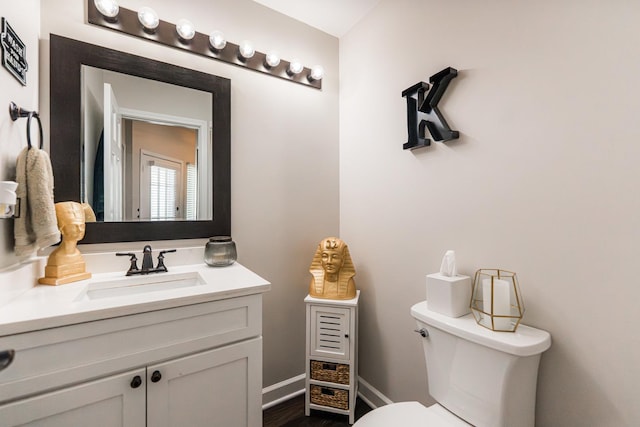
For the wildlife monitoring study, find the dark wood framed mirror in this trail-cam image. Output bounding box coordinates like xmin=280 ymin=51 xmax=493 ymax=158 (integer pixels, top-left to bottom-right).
xmin=50 ymin=34 xmax=230 ymax=244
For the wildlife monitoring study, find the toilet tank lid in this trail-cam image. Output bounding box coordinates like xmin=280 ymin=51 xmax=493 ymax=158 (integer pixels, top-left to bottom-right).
xmin=411 ymin=301 xmax=551 ymax=357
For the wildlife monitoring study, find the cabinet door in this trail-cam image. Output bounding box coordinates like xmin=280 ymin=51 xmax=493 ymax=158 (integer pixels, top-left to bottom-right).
xmin=147 ymin=337 xmax=262 ymax=427
xmin=0 ymin=368 xmax=145 ymax=427
xmin=310 ymin=306 xmax=350 ymax=360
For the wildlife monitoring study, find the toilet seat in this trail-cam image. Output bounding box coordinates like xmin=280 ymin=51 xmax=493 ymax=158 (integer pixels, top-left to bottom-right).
xmin=354 ymin=402 xmax=471 ymax=427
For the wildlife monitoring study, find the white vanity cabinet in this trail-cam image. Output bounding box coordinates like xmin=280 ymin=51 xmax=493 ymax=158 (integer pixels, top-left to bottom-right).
xmin=0 ymin=367 xmax=147 ymax=426
xmin=0 ymin=292 xmax=265 ymax=427
xmin=147 ymin=338 xmax=261 ymax=427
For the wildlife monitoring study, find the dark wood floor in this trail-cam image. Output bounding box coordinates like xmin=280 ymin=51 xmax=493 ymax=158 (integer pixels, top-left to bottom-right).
xmin=263 ymin=394 xmax=372 ymax=426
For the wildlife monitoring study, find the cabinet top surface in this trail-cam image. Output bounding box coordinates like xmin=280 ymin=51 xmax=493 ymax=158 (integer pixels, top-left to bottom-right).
xmin=0 ymin=262 xmax=270 ymax=336
xmin=304 ymin=290 xmax=360 ymax=306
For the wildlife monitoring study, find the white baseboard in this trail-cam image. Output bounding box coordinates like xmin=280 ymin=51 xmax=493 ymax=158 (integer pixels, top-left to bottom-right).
xmin=262 ymin=373 xmax=306 ymax=410
xmin=262 ymin=374 xmax=394 ymax=412
xmin=357 ymin=377 xmax=393 ymax=409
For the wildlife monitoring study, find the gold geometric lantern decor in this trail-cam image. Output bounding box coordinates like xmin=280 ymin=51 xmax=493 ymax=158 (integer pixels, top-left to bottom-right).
xmin=470 ymin=269 xmax=525 ymax=332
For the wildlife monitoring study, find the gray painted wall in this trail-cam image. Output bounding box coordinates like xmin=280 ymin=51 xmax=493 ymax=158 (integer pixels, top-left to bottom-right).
xmin=340 ymin=0 xmax=640 ymax=425
xmin=2 ymin=0 xmax=340 ymax=392
xmin=3 ymin=1 xmax=638 ymax=425
xmin=0 ymin=1 xmax=40 ymax=269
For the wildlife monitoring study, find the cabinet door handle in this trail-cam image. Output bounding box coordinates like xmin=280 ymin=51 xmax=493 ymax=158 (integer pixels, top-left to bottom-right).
xmin=151 ymin=370 xmax=162 ymax=383
xmin=0 ymin=350 xmax=15 ymax=372
xmin=130 ymin=375 xmax=142 ymax=389
xmin=344 ymin=334 xmax=349 ymax=339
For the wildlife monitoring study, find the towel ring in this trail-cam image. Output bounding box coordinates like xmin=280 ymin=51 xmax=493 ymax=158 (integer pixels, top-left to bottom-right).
xmin=9 ymin=102 xmax=44 ymax=150
xmin=26 ymin=112 xmax=43 ymax=150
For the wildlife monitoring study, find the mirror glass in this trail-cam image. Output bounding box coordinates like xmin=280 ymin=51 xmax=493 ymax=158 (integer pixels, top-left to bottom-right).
xmin=50 ymin=35 xmax=230 ymax=244
xmin=81 ymin=66 xmax=212 ymax=222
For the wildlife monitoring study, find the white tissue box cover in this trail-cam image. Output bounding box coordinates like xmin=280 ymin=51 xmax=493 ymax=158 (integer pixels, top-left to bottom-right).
xmin=426 ymin=273 xmax=471 ymax=318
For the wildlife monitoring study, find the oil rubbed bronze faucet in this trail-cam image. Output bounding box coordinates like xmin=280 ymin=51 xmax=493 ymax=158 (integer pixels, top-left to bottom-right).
xmin=116 ymin=245 xmax=176 ymax=276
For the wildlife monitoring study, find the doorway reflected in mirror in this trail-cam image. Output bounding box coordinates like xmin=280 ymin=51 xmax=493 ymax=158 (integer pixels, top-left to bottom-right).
xmin=81 ymin=65 xmax=212 ymax=222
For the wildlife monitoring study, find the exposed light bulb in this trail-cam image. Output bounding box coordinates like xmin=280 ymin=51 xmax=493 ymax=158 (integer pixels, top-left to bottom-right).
xmin=288 ymin=59 xmax=303 ymax=76
xmin=95 ymin=0 xmax=119 ymax=19
xmin=238 ymin=40 xmax=255 ymax=60
xmin=209 ymin=31 xmax=226 ymax=51
xmin=176 ymin=19 xmax=196 ymax=41
xmin=137 ymin=7 xmax=159 ymax=31
xmin=265 ymin=51 xmax=280 ymax=68
xmin=309 ymin=65 xmax=324 ymax=81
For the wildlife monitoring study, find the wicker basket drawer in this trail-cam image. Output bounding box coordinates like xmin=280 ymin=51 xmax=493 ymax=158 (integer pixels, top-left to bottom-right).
xmin=310 ymin=360 xmax=350 ymax=385
xmin=310 ymin=385 xmax=349 ymax=410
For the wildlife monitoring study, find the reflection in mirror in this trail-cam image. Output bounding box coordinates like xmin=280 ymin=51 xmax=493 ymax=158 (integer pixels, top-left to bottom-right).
xmin=50 ymin=34 xmax=230 ymax=244
xmin=81 ymin=66 xmax=212 ymax=222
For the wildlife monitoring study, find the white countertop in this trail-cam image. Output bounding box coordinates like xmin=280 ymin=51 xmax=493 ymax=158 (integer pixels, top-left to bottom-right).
xmin=0 ymin=262 xmax=270 ymax=336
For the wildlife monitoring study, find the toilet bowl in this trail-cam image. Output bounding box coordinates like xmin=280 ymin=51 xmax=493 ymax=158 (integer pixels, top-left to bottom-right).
xmin=354 ymin=301 xmax=551 ymax=427
xmin=355 ymin=402 xmax=470 ymax=427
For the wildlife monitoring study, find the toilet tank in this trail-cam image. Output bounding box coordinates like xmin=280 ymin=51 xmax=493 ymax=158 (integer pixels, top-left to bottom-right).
xmin=411 ymin=301 xmax=551 ymax=427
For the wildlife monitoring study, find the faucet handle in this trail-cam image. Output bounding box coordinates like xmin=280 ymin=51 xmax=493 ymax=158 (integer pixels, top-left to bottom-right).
xmin=116 ymin=252 xmax=137 ymax=261
xmin=116 ymin=252 xmax=139 ymax=275
xmin=156 ymin=249 xmax=176 ymax=272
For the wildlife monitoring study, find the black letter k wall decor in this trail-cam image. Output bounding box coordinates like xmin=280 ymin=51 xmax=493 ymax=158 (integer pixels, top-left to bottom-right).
xmin=402 ymin=67 xmax=459 ymax=150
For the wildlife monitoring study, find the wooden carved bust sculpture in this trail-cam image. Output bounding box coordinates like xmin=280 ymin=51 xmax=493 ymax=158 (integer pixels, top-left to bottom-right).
xmin=309 ymin=237 xmax=356 ymax=300
xmin=39 ymin=201 xmax=91 ymax=285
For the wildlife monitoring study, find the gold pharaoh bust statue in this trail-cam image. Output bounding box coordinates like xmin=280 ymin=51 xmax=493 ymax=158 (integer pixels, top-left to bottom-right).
xmin=309 ymin=237 xmax=356 ymax=300
xmin=39 ymin=201 xmax=91 ymax=285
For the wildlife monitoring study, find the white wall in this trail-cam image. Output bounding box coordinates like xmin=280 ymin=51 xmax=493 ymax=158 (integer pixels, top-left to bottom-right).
xmin=35 ymin=0 xmax=339 ymax=390
xmin=7 ymin=1 xmax=637 ymax=424
xmin=0 ymin=1 xmax=40 ymax=269
xmin=340 ymin=0 xmax=640 ymax=425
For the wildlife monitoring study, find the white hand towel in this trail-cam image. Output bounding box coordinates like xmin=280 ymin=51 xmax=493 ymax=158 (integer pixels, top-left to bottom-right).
xmin=14 ymin=147 xmax=61 ymax=257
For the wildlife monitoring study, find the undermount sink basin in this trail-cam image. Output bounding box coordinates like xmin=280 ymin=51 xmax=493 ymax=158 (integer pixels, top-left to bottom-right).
xmin=77 ymin=272 xmax=205 ymax=301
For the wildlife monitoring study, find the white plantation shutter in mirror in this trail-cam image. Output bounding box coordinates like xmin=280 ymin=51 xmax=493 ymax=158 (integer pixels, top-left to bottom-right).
xmin=186 ymin=163 xmax=197 ymax=221
xmin=150 ymin=164 xmax=177 ymax=220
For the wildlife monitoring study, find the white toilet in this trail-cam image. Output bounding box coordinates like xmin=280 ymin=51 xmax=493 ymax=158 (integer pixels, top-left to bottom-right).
xmin=354 ymin=301 xmax=551 ymax=427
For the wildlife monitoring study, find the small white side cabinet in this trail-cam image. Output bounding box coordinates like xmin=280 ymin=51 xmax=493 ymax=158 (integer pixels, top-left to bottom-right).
xmin=0 ymin=294 xmax=264 ymax=427
xmin=305 ymin=291 xmax=359 ymax=424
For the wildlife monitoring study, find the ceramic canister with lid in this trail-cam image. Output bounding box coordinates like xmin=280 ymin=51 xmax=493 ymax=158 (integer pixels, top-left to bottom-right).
xmin=204 ymin=236 xmax=237 ymax=266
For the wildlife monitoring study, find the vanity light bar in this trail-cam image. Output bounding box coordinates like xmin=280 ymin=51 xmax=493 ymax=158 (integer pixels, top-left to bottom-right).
xmin=87 ymin=0 xmax=322 ymax=90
